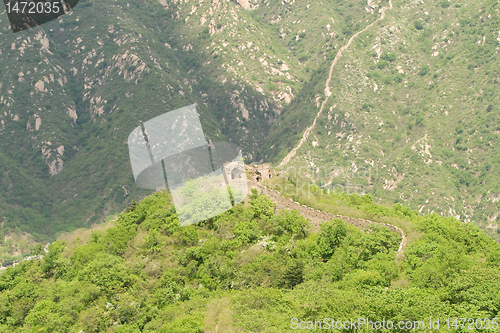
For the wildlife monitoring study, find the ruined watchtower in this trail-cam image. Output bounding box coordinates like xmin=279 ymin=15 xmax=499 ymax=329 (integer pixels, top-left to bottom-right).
xmin=252 ymin=164 xmax=273 ymax=183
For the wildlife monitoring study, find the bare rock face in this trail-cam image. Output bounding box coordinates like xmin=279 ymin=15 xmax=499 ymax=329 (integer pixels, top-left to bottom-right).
xmin=157 ymin=0 xmax=168 ymax=7
xmin=35 ymin=81 xmax=46 ymax=92
xmin=237 ymin=0 xmax=252 ymax=10
xmin=41 ymin=144 xmax=65 ymax=176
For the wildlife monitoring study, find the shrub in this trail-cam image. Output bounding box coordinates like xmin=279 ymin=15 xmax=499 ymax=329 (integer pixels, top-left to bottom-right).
xmin=77 ymin=254 xmax=134 ymax=295
xmin=362 ymin=103 xmax=374 ymax=111
xmin=251 ymin=196 xmax=276 ymax=220
xmin=419 ymin=65 xmax=429 ymax=76
xmin=272 ymin=210 xmax=308 ymax=238
xmin=377 ymin=60 xmax=388 ymax=69
xmin=281 ymin=260 xmax=304 ymax=289
xmin=317 ymin=219 xmax=347 ymax=260
xmin=298 ymin=56 xmax=309 ymax=63
xmin=233 ymin=221 xmax=261 ymax=244
xmin=440 ymin=1 xmax=450 ymax=8
xmin=415 ymin=115 xmax=425 ymax=126
xmin=267 ymin=83 xmax=278 ymax=91
xmin=381 ymin=52 xmax=397 ymax=62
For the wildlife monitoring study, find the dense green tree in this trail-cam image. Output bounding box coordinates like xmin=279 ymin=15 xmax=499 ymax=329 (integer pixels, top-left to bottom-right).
xmin=317 ymin=219 xmax=347 ymax=260
xmin=250 ymin=195 xmax=276 ymax=221
xmin=281 ymin=259 xmax=304 ymax=289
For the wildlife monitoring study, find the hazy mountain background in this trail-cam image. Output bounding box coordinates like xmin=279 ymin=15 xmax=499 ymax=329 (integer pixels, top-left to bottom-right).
xmin=0 ymin=0 xmax=499 ymax=260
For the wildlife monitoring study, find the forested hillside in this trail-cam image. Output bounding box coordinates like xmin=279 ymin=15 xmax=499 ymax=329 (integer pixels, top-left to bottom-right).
xmin=1 ymin=0 xmax=500 ymax=267
xmin=0 ymin=187 xmax=499 ymax=332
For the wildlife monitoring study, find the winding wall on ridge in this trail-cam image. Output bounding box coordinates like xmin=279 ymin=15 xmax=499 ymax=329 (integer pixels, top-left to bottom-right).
xmin=249 ymin=182 xmax=406 ymax=260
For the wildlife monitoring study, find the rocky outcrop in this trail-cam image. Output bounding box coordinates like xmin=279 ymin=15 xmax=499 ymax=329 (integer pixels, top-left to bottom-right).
xmin=236 ymin=0 xmax=252 ymax=10
xmin=41 ymin=144 xmax=65 ymax=176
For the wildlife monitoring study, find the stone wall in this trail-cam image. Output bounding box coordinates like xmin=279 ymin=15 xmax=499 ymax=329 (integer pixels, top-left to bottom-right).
xmin=249 ymin=182 xmax=406 ymax=258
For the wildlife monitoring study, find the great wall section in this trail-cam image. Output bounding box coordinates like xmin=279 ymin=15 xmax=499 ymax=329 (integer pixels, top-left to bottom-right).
xmin=245 ymin=167 xmax=406 ymax=261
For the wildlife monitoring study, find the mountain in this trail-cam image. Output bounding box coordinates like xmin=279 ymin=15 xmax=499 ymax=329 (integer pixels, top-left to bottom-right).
xmin=257 ymin=0 xmax=500 ymax=240
xmin=0 ymin=0 xmax=499 ymax=259
xmin=0 ymin=187 xmax=498 ymax=331
xmin=0 ymin=0 xmax=283 ymax=253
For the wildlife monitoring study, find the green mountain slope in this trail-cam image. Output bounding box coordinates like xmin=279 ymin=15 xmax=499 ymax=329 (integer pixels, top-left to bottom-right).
xmin=0 ymin=0 xmax=283 ymax=251
xmin=260 ymin=0 xmax=500 ymax=240
xmin=0 ymin=189 xmax=499 ymax=331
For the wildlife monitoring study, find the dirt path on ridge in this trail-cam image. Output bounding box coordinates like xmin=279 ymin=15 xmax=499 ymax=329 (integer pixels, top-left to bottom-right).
xmin=280 ymin=0 xmax=394 ymax=166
